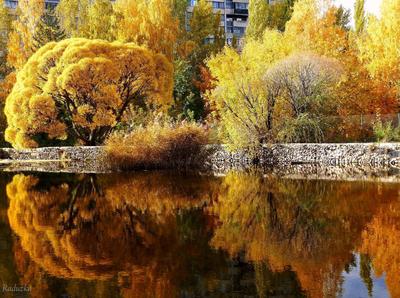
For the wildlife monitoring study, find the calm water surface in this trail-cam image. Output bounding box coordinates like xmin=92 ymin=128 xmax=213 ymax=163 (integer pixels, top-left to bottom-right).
xmin=0 ymin=171 xmax=398 ymax=298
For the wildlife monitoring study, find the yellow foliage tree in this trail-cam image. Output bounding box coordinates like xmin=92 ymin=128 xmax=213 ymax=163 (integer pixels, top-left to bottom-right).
xmin=4 ymin=38 xmax=173 ymax=148
xmin=0 ymin=0 xmax=45 ymax=105
xmin=85 ymin=0 xmax=115 ymax=41
xmin=207 ymin=29 xmax=291 ymax=149
xmin=6 ymin=0 xmax=45 ymax=71
xmin=358 ymin=0 xmax=400 ymax=88
xmin=0 ymin=3 xmax=12 ymax=81
xmin=285 ymin=0 xmax=348 ymax=59
xmin=56 ymin=0 xmax=90 ymax=38
xmin=113 ymin=0 xmax=179 ymax=61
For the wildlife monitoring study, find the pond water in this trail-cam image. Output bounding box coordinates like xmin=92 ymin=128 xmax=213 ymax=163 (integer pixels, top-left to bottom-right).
xmin=0 ymin=171 xmax=398 ymax=298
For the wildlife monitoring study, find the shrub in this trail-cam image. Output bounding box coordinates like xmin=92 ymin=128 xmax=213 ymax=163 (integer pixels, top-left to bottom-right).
xmin=373 ymin=119 xmax=400 ymax=142
xmin=276 ymin=113 xmax=325 ymax=143
xmin=105 ymin=122 xmax=209 ymax=170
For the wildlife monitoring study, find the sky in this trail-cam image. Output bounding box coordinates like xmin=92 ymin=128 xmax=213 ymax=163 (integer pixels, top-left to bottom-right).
xmin=334 ymin=0 xmax=382 ymax=20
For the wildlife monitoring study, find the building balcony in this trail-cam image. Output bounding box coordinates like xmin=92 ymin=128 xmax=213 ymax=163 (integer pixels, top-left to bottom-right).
xmin=234 ymin=9 xmax=248 ymax=15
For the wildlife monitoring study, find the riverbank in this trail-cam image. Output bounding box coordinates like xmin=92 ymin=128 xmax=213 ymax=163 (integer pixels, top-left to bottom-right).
xmin=1 ymin=143 xmax=400 ymax=178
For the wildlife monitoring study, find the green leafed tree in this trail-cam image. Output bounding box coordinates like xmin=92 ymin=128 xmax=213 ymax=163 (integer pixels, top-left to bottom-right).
xmin=189 ymin=0 xmax=225 ymax=65
xmin=56 ymin=0 xmax=90 ymax=37
xmin=335 ymin=5 xmax=351 ymax=31
xmin=33 ymin=8 xmax=66 ymax=51
xmin=355 ymin=0 xmax=365 ymax=34
xmin=0 ymin=3 xmax=12 ymax=80
xmin=85 ymin=0 xmax=115 ymax=41
xmin=247 ymin=0 xmax=296 ymax=40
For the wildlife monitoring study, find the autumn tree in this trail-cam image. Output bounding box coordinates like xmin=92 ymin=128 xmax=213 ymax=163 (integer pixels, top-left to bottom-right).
xmin=7 ymin=0 xmax=45 ymax=71
xmin=1 ymin=0 xmax=45 ymax=103
xmin=358 ymin=0 xmax=400 ymax=89
xmin=32 ymin=8 xmax=66 ymax=51
xmin=208 ymin=23 xmax=342 ymax=148
xmin=188 ymin=0 xmax=225 ymax=64
xmin=113 ymin=0 xmax=179 ymax=61
xmin=207 ymin=29 xmax=291 ymax=149
xmin=0 ymin=3 xmax=12 ymax=81
xmin=355 ymin=0 xmax=365 ymax=34
xmin=4 ymin=38 xmax=173 ymax=148
xmin=247 ymin=0 xmax=270 ymax=40
xmin=171 ymin=0 xmax=224 ymax=120
xmin=247 ymin=0 xmax=296 ymax=39
xmin=270 ymin=53 xmax=342 ymax=143
xmin=56 ymin=0 xmax=90 ymax=37
xmin=85 ymin=0 xmax=115 ymax=41
xmin=0 ymin=3 xmax=12 ymax=142
xmin=285 ymin=0 xmax=348 ymax=59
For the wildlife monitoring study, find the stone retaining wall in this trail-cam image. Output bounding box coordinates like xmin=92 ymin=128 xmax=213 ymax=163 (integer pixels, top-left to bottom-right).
xmin=206 ymin=143 xmax=400 ymax=172
xmin=1 ymin=143 xmax=400 ymax=173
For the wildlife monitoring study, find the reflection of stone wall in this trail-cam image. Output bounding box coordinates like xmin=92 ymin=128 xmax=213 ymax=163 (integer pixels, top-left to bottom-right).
xmin=1 ymin=143 xmax=400 ymax=175
xmin=0 ymin=146 xmax=109 ymax=173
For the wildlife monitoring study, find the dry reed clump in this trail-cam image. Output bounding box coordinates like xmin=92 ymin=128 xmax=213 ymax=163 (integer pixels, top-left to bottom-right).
xmin=105 ymin=122 xmax=209 ymax=170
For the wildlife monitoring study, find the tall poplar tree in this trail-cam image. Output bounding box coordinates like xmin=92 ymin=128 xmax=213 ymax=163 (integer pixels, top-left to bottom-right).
xmin=32 ymin=8 xmax=66 ymax=51
xmin=355 ymin=0 xmax=365 ymax=34
xmin=247 ymin=0 xmax=296 ymax=40
xmin=0 ymin=3 xmax=12 ymax=80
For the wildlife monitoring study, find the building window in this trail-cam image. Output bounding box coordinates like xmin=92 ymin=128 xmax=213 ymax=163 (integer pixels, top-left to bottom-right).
xmin=212 ymin=2 xmax=224 ymax=9
xmin=233 ymin=27 xmax=245 ymax=36
xmin=234 ymin=3 xmax=248 ymax=10
xmin=5 ymin=0 xmax=18 ymax=9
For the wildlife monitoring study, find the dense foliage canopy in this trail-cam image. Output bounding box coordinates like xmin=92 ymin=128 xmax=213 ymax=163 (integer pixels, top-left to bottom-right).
xmin=4 ymin=38 xmax=173 ymax=148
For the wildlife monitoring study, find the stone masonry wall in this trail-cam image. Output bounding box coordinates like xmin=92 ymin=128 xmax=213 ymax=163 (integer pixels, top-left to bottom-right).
xmin=1 ymin=143 xmax=400 ymax=173
xmin=206 ymin=143 xmax=400 ymax=171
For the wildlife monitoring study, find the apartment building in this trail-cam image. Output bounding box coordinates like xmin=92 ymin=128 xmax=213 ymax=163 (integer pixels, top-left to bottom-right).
xmin=187 ymin=0 xmax=249 ymax=45
xmin=4 ymin=0 xmax=59 ymax=10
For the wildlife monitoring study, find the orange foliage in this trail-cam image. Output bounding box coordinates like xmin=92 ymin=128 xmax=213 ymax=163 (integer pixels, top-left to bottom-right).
xmin=208 ymin=172 xmax=399 ymax=298
xmin=7 ymin=172 xmax=220 ymax=297
xmin=360 ymin=200 xmax=400 ymax=298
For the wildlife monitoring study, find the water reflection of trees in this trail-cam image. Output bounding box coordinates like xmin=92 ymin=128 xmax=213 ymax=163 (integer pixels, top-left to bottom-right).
xmin=360 ymin=198 xmax=400 ymax=297
xmin=7 ymin=172 xmax=227 ymax=297
xmin=6 ymin=171 xmax=400 ymax=298
xmin=209 ymin=172 xmax=400 ymax=298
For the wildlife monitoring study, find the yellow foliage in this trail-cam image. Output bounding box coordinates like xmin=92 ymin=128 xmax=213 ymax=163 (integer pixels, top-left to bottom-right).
xmin=6 ymin=0 xmax=45 ymax=71
xmin=113 ymin=0 xmax=179 ymax=61
xmin=358 ymin=0 xmax=400 ymax=86
xmin=106 ymin=121 xmax=209 ymax=170
xmin=4 ymin=38 xmax=173 ymax=148
xmin=7 ymin=172 xmax=218 ymax=296
xmin=56 ymin=0 xmax=90 ymax=37
xmin=207 ymin=29 xmax=292 ymax=149
xmin=285 ymin=0 xmax=348 ymax=59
